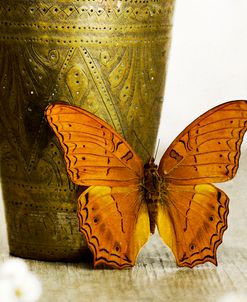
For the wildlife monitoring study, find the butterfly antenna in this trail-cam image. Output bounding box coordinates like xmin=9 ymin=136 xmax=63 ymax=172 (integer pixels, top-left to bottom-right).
xmin=154 ymin=139 xmax=160 ymax=162
xmin=133 ymin=130 xmax=152 ymax=159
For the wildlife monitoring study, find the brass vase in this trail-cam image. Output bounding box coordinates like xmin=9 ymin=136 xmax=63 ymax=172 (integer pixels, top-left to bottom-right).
xmin=0 ymin=0 xmax=175 ymax=260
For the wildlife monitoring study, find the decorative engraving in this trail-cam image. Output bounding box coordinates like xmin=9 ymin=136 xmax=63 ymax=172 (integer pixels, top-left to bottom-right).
xmin=0 ymin=0 xmax=173 ymax=45
xmin=0 ymin=0 xmax=175 ymax=260
xmin=66 ymin=65 xmax=89 ymax=104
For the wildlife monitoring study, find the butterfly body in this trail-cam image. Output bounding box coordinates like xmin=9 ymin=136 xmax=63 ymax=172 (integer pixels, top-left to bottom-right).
xmin=143 ymin=158 xmax=164 ymax=234
xmin=46 ymin=100 xmax=247 ymax=269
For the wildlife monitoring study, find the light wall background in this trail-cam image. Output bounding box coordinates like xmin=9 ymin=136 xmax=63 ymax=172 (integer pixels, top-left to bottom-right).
xmin=157 ymin=0 xmax=247 ymax=160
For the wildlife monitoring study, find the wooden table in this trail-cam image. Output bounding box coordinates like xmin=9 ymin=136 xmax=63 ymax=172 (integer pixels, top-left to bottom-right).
xmin=1 ymin=152 xmax=247 ymax=302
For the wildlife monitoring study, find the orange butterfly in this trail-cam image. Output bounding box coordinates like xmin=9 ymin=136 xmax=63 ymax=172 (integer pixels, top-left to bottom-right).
xmin=45 ymin=100 xmax=247 ymax=269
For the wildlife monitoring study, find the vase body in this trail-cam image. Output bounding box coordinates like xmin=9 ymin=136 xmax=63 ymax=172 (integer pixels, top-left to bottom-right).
xmin=0 ymin=0 xmax=175 ymax=260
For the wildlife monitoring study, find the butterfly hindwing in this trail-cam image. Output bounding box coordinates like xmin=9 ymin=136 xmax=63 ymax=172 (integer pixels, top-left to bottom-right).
xmin=157 ymin=183 xmax=229 ymax=267
xmin=45 ymin=104 xmax=144 ymax=187
xmin=77 ymin=185 xmax=150 ymax=268
xmin=159 ymin=101 xmax=247 ymax=184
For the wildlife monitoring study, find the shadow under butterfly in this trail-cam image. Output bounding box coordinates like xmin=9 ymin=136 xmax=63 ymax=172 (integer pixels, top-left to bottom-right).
xmin=45 ymin=100 xmax=247 ymax=269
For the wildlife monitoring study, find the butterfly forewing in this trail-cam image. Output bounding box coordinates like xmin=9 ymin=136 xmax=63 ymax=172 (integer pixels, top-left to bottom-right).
xmin=46 ymin=104 xmax=144 ymax=187
xmin=159 ymin=101 xmax=247 ymax=184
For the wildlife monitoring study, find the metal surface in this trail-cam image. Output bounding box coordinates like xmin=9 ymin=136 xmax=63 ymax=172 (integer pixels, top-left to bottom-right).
xmin=0 ymin=0 xmax=175 ymax=260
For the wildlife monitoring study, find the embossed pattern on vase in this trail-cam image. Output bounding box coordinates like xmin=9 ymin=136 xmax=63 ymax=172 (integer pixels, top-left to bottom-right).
xmin=0 ymin=0 xmax=175 ymax=260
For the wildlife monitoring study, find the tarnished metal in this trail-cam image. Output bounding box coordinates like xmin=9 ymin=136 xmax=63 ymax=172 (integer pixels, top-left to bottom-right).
xmin=0 ymin=0 xmax=175 ymax=260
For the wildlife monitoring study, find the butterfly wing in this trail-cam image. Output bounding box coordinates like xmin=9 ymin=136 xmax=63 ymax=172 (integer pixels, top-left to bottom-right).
xmin=159 ymin=100 xmax=247 ymax=184
xmin=46 ymin=103 xmax=148 ymax=268
xmin=157 ymin=100 xmax=247 ymax=267
xmin=45 ymin=104 xmax=144 ymax=187
xmin=78 ymin=185 xmax=150 ymax=268
xmin=157 ymin=183 xmax=229 ymax=267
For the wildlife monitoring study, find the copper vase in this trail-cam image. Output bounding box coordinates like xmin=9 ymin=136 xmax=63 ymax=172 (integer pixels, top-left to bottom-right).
xmin=0 ymin=0 xmax=175 ymax=260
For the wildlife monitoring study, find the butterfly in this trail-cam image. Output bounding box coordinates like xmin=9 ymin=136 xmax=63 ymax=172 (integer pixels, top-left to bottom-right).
xmin=45 ymin=100 xmax=247 ymax=269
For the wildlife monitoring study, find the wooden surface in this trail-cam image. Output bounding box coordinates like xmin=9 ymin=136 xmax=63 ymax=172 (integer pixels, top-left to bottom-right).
xmin=1 ymin=152 xmax=247 ymax=302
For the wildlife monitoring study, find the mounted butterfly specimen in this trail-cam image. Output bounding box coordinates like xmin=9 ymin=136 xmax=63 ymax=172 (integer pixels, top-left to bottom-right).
xmin=45 ymin=100 xmax=247 ymax=269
